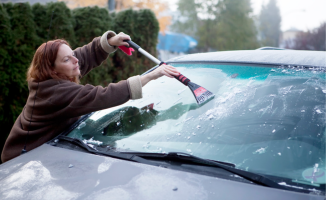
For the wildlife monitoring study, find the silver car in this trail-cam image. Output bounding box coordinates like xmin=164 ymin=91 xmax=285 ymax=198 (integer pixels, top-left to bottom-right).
xmin=0 ymin=49 xmax=325 ymax=200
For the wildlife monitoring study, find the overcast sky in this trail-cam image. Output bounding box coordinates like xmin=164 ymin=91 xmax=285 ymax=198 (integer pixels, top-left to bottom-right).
xmin=168 ymin=0 xmax=326 ymax=32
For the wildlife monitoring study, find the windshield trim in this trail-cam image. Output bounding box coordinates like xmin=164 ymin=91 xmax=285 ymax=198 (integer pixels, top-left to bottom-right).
xmin=167 ymin=61 xmax=325 ymax=69
xmin=142 ymin=61 xmax=325 ymax=76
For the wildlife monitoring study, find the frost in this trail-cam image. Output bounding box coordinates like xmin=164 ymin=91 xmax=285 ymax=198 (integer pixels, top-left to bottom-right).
xmin=272 ymin=129 xmax=276 ymax=133
xmin=196 ymin=125 xmax=201 ymax=129
xmin=316 ymin=109 xmax=322 ymax=114
xmin=177 ymin=87 xmax=187 ymax=95
xmin=278 ymin=153 xmax=281 ymax=156
xmin=185 ymin=117 xmax=193 ymax=122
xmin=278 ymin=182 xmax=304 ymax=189
xmin=279 ymin=86 xmax=292 ymax=95
xmin=322 ymin=90 xmax=326 ymax=93
xmin=83 ymin=137 xmax=103 ymax=146
xmin=253 ymin=147 xmax=267 ymax=154
xmin=173 ymin=97 xmax=182 ymax=104
xmin=77 ymin=122 xmax=86 ymax=129
xmin=301 ymin=110 xmax=305 ymax=112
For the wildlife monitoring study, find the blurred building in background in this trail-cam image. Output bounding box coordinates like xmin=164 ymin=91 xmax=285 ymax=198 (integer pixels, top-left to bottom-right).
xmin=1 ymin=0 xmax=55 ymax=4
xmin=279 ymin=28 xmax=302 ymax=48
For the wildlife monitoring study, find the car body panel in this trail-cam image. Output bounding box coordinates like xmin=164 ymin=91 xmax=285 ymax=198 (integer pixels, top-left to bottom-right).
xmin=166 ymin=50 xmax=326 ymax=67
xmin=0 ymin=144 xmax=323 ymax=200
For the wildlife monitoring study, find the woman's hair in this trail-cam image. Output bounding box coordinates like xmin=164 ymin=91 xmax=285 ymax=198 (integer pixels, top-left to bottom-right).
xmin=27 ymin=39 xmax=80 ymax=84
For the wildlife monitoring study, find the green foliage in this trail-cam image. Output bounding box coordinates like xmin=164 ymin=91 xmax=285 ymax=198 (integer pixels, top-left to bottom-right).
xmin=1 ymin=2 xmax=38 ymax=120
xmin=73 ymin=6 xmax=113 ymax=86
xmin=171 ymin=0 xmax=259 ymax=51
xmin=259 ymin=0 xmax=281 ymax=47
xmin=111 ymin=9 xmax=159 ymax=81
xmin=214 ymin=0 xmax=259 ymax=50
xmin=32 ymin=3 xmax=48 ymax=46
xmin=170 ymin=0 xmax=198 ymax=38
xmin=73 ymin=6 xmax=111 ymax=47
xmin=33 ymin=2 xmax=76 ymax=46
xmin=0 ymin=4 xmax=13 ymax=151
xmin=0 ymin=3 xmax=39 ymax=160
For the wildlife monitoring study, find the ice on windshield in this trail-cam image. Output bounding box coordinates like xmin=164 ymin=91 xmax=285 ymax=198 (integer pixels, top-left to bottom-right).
xmin=67 ymin=64 xmax=326 ymax=190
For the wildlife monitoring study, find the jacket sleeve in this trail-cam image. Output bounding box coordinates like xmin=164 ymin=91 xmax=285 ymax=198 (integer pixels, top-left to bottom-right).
xmin=50 ymin=80 xmax=131 ymax=118
xmin=74 ymin=31 xmax=118 ymax=77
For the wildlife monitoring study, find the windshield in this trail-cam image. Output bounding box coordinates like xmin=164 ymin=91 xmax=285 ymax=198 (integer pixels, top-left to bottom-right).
xmin=67 ymin=63 xmax=326 ymax=191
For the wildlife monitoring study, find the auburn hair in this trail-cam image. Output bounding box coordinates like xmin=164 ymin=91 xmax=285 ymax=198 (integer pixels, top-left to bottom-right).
xmin=27 ymin=39 xmax=80 ymax=84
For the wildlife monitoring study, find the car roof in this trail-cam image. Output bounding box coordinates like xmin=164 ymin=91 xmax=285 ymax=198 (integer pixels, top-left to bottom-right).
xmin=166 ymin=50 xmax=326 ymax=68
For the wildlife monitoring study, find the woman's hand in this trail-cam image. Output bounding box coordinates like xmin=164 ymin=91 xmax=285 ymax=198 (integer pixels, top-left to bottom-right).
xmin=108 ymin=32 xmax=131 ymax=47
xmin=141 ymin=64 xmax=180 ymax=87
xmin=149 ymin=64 xmax=179 ymax=80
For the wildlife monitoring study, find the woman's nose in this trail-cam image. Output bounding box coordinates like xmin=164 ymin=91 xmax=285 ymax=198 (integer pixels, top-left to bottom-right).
xmin=73 ymin=56 xmax=79 ymax=63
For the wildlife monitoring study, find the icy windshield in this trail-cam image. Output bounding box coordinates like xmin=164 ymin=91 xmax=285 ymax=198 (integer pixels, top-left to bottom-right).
xmin=68 ymin=63 xmax=326 ymax=190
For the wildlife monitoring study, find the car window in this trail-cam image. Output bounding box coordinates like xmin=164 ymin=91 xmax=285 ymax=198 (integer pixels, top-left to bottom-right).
xmin=67 ymin=63 xmax=326 ymax=190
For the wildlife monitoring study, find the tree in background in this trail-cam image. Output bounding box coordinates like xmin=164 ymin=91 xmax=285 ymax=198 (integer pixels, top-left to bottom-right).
xmin=73 ymin=6 xmax=115 ymax=86
xmin=0 ymin=3 xmax=39 ymax=157
xmin=32 ymin=2 xmax=76 ymax=46
xmin=111 ymin=8 xmax=159 ymax=81
xmin=32 ymin=3 xmax=48 ymax=46
xmin=0 ymin=4 xmax=14 ymax=159
xmin=258 ymin=0 xmax=281 ymax=47
xmin=288 ymin=22 xmax=326 ymax=51
xmin=171 ymin=0 xmax=258 ymax=51
xmin=46 ymin=2 xmax=76 ymax=46
xmin=171 ymin=0 xmax=199 ymax=38
xmin=73 ymin=6 xmax=111 ymax=46
xmin=214 ymin=0 xmax=259 ymax=50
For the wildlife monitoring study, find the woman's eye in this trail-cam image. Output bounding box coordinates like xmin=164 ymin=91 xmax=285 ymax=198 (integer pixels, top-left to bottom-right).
xmin=64 ymin=58 xmax=69 ymax=62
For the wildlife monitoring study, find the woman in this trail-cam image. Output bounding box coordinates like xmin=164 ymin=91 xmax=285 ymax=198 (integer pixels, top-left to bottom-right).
xmin=1 ymin=30 xmax=179 ymax=162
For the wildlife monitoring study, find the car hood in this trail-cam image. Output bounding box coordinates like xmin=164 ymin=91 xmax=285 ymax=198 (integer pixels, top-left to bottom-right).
xmin=0 ymin=144 xmax=323 ymax=200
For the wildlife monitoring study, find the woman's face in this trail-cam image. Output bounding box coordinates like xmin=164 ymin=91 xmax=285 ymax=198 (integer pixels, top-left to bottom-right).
xmin=54 ymin=44 xmax=80 ymax=78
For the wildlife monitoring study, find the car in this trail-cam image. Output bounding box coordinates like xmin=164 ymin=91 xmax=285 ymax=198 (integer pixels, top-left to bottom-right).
xmin=0 ymin=49 xmax=325 ymax=200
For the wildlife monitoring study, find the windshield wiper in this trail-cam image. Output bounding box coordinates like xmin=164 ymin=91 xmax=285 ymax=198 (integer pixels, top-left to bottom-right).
xmin=119 ymin=151 xmax=302 ymax=192
xmin=121 ymin=151 xmax=235 ymax=167
xmin=54 ymin=136 xmax=159 ymax=166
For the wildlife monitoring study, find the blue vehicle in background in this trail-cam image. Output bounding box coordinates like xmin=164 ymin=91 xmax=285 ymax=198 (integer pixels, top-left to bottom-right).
xmin=0 ymin=49 xmax=325 ymax=200
xmin=157 ymin=31 xmax=198 ymax=53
